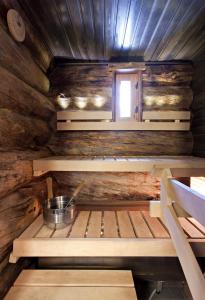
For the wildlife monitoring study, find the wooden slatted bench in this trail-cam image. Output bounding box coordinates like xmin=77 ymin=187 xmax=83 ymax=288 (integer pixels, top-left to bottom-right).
xmin=33 ymin=156 xmax=205 ymax=176
xmin=5 ymin=270 xmax=137 ymax=300
xmin=10 ymin=209 xmax=205 ymax=262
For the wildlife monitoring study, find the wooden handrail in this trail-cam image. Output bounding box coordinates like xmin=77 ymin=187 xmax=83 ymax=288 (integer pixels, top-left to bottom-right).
xmin=160 ymin=169 xmax=205 ymax=300
xmin=170 ymin=179 xmax=205 ymax=227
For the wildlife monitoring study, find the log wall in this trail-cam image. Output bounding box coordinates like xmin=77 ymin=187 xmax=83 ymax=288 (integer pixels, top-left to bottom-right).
xmin=0 ymin=6 xmax=54 ymax=298
xmin=49 ymin=63 xmax=193 ymax=204
xmin=192 ymin=62 xmax=205 ymax=157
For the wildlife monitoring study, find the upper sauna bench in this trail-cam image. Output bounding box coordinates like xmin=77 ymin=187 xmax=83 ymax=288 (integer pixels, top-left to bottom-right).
xmin=33 ymin=156 xmax=205 ymax=176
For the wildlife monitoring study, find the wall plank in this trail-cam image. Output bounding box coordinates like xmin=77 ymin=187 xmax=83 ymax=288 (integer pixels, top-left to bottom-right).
xmin=143 ymin=64 xmax=193 ymax=87
xmin=49 ymin=131 xmax=193 ymax=156
xmin=192 ymin=62 xmax=205 ymax=157
xmin=53 ymin=172 xmax=160 ymax=204
xmin=0 ymin=109 xmax=52 ymax=149
xmin=0 ymin=150 xmax=50 ymax=198
xmin=50 ymin=64 xmax=113 ymax=111
xmin=50 ymin=63 xmax=193 ymax=112
xmin=143 ymin=86 xmax=192 ymax=111
xmin=0 ymin=24 xmax=49 ymax=94
xmin=0 ymin=14 xmax=53 ymax=295
xmin=0 ymin=66 xmax=54 ymax=121
xmin=0 ymin=0 xmax=52 ymax=71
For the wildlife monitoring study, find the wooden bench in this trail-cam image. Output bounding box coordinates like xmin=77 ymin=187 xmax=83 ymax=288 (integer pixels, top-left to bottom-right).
xmin=5 ymin=269 xmax=137 ymax=300
xmin=10 ymin=209 xmax=205 ymax=262
xmin=33 ymin=155 xmax=205 ymax=176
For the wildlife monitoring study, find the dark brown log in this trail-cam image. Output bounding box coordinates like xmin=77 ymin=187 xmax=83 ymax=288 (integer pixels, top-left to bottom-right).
xmin=0 ymin=23 xmax=49 ymax=94
xmin=49 ymin=63 xmax=193 ymax=112
xmin=192 ymin=62 xmax=205 ymax=157
xmin=0 ymin=178 xmax=47 ymax=263
xmin=50 ymin=64 xmax=113 ymax=111
xmin=0 ymin=150 xmax=50 ymax=198
xmin=53 ymin=172 xmax=161 ymax=204
xmin=143 ymin=86 xmax=193 ymax=110
xmin=0 ymin=66 xmax=55 ymax=120
xmin=50 ymin=65 xmax=112 ymax=88
xmin=0 ymin=192 xmax=40 ymax=260
xmin=0 ymin=109 xmax=52 ymax=149
xmin=143 ymin=64 xmax=193 ymax=87
xmin=0 ymin=0 xmax=52 ymax=71
xmin=49 ymin=131 xmax=193 ymax=156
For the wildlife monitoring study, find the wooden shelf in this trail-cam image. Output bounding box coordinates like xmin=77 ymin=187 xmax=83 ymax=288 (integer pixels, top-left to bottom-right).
xmin=57 ymin=121 xmax=190 ymax=131
xmin=33 ymin=156 xmax=205 ymax=176
xmin=10 ymin=208 xmax=205 ymax=262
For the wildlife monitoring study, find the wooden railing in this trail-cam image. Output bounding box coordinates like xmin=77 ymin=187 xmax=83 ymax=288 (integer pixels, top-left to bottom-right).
xmin=159 ymin=169 xmax=205 ymax=300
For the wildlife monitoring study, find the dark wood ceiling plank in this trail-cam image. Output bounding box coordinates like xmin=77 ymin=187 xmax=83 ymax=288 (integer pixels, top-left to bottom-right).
xmin=104 ymin=0 xmax=118 ymax=59
xmin=91 ymin=0 xmax=105 ymax=59
xmin=66 ymin=0 xmax=91 ymax=59
xmin=120 ymin=0 xmax=143 ymax=53
xmin=137 ymin=0 xmax=167 ymax=57
xmin=18 ymin=0 xmax=205 ymax=62
xmin=174 ymin=20 xmax=205 ymax=60
xmin=112 ymin=0 xmax=132 ymax=56
xmin=21 ymin=0 xmax=71 ymax=57
xmin=144 ymin=0 xmax=181 ymax=61
xmin=171 ymin=4 xmax=205 ymax=60
xmin=158 ymin=0 xmax=205 ymax=60
xmin=52 ymin=0 xmax=80 ymax=58
xmin=129 ymin=0 xmax=154 ymax=57
xmin=78 ymin=0 xmax=97 ymax=59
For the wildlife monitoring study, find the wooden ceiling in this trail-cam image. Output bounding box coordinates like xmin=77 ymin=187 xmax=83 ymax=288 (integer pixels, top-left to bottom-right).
xmin=20 ymin=0 xmax=205 ymax=61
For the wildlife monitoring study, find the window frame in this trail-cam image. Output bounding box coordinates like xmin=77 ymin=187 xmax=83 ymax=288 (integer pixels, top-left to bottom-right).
xmin=115 ymin=71 xmax=142 ymax=122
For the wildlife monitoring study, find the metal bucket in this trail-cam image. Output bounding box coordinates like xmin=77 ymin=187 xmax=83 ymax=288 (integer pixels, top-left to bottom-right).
xmin=43 ymin=196 xmax=76 ymax=229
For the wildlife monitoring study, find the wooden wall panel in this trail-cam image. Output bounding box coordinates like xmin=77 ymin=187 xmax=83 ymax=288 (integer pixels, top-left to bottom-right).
xmin=0 ymin=0 xmax=52 ymax=71
xmin=0 ymin=12 xmax=53 ymax=297
xmin=143 ymin=86 xmax=192 ymax=111
xmin=50 ymin=65 xmax=113 ymax=111
xmin=0 ymin=150 xmax=50 ymax=199
xmin=50 ymin=63 xmax=193 ymax=113
xmin=192 ymin=62 xmax=205 ymax=156
xmin=0 ymin=66 xmax=54 ymax=120
xmin=0 ymin=109 xmax=52 ymax=149
xmin=49 ymin=131 xmax=193 ymax=156
xmin=0 ymin=23 xmax=49 ymax=94
xmin=52 ymin=172 xmax=160 ymax=204
xmin=143 ymin=65 xmax=193 ymax=87
xmin=143 ymin=64 xmax=193 ymax=111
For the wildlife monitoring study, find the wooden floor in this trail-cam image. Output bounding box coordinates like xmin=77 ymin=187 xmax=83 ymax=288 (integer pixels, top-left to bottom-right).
xmin=33 ymin=156 xmax=205 ymax=176
xmin=11 ymin=209 xmax=205 ymax=260
xmin=5 ymin=270 xmax=137 ymax=300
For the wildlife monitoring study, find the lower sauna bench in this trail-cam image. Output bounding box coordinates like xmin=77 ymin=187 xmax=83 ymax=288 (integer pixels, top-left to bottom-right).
xmin=5 ymin=269 xmax=138 ymax=300
xmin=11 ymin=209 xmax=205 ymax=259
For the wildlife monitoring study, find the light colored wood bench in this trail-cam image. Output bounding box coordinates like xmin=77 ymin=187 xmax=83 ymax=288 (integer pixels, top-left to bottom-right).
xmin=5 ymin=269 xmax=137 ymax=300
xmin=10 ymin=209 xmax=205 ymax=263
xmin=33 ymin=155 xmax=205 ymax=176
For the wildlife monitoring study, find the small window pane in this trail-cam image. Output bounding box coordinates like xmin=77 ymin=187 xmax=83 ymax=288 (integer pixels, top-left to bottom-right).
xmin=119 ymin=80 xmax=131 ymax=118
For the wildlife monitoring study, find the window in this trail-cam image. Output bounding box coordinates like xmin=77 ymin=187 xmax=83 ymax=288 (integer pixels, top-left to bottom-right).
xmin=115 ymin=73 xmax=140 ymax=121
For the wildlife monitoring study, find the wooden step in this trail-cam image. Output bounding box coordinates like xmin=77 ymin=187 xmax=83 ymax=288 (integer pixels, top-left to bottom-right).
xmin=5 ymin=270 xmax=137 ymax=300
